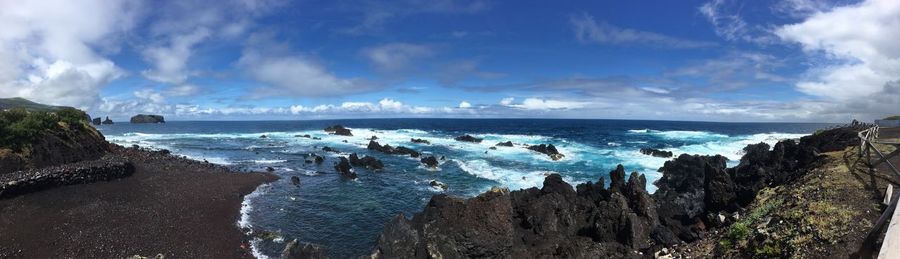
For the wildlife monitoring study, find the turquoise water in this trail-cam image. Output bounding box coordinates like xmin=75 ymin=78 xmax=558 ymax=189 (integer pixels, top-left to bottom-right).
xmin=97 ymin=119 xmax=832 ymax=258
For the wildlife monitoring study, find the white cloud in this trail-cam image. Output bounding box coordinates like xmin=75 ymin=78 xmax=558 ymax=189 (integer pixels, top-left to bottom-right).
xmin=166 ymin=84 xmax=201 ymax=96
xmin=506 ymin=98 xmax=588 ymax=110
xmin=363 ymin=43 xmax=434 ymax=72
xmin=699 ymin=0 xmax=775 ymax=44
xmin=500 ymin=97 xmax=514 ymax=105
xmin=240 ymin=48 xmax=376 ymax=98
xmin=571 ymin=13 xmax=714 ymax=48
xmin=458 ymin=101 xmax=472 ymax=108
xmin=141 ymin=28 xmax=211 ymax=84
xmin=776 ymin=0 xmax=900 ymax=101
xmin=0 ymin=0 xmax=139 ymax=109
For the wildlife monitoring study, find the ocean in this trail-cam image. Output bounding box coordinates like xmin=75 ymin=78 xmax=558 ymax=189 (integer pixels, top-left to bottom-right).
xmin=96 ymin=119 xmax=833 ymax=258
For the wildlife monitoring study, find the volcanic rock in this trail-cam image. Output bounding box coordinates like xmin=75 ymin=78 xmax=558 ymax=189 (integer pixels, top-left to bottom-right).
xmin=639 ymin=148 xmax=673 ymax=158
xmin=102 ymin=116 xmax=114 ymax=124
xmin=281 ymin=239 xmax=328 ymax=259
xmin=429 ymin=180 xmax=448 ymax=190
xmin=454 ymin=134 xmax=483 ymax=143
xmin=496 ymin=141 xmax=513 ymax=147
xmin=410 ymin=138 xmax=430 ymax=144
xmin=130 ymin=114 xmax=165 ymax=123
xmin=527 ymin=144 xmax=565 ymax=161
xmin=324 ymin=125 xmax=353 ymax=136
xmin=420 ymin=156 xmax=439 ymax=168
xmin=349 ymin=153 xmax=384 ymax=170
xmin=334 ymin=157 xmax=357 ymax=180
xmin=91 ymin=117 xmax=101 ymax=125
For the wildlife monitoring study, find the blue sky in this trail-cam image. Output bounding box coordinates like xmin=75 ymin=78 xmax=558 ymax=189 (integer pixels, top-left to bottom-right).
xmin=1 ymin=0 xmax=899 ymax=122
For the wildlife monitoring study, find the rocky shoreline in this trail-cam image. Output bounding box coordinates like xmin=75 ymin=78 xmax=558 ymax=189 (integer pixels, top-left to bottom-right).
xmin=365 ymin=125 xmax=868 ymax=258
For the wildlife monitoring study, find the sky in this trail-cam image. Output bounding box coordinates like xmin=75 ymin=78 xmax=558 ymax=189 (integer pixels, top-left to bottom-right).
xmin=0 ymin=0 xmax=898 ymax=122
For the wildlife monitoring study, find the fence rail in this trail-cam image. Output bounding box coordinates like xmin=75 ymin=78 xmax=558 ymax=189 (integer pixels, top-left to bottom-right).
xmin=855 ymin=125 xmax=900 ymax=258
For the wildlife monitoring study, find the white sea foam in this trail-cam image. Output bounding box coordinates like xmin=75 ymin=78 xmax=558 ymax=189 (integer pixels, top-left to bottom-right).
xmin=239 ymin=184 xmax=271 ymax=259
xmin=453 ymin=159 xmax=565 ymax=191
xmin=252 ymin=159 xmax=287 ymax=164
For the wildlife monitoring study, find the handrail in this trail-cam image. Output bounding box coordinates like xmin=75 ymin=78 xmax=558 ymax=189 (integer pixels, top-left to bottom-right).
xmin=855 ymin=125 xmax=900 ymax=258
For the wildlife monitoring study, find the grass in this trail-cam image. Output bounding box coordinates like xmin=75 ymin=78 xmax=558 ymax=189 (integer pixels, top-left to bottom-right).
xmin=883 ymin=116 xmax=900 ymax=120
xmin=0 ymin=108 xmax=90 ymax=150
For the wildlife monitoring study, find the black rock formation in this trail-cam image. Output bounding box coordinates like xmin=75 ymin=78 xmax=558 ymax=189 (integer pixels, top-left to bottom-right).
xmin=130 ymin=114 xmax=165 ymax=123
xmin=420 ymin=156 xmax=439 ymax=168
xmin=527 ymin=144 xmax=565 ymax=161
xmin=454 ymin=134 xmax=483 ymax=143
xmin=496 ymin=141 xmax=513 ymax=147
xmin=640 ymin=148 xmax=673 ymax=158
xmin=281 ymin=239 xmax=328 ymax=259
xmin=349 ymin=153 xmax=384 ymax=170
xmin=410 ymin=138 xmax=430 ymax=144
xmin=322 ymin=146 xmax=340 ymax=153
xmin=91 ymin=117 xmax=101 ymax=125
xmin=367 ymin=141 xmax=420 ymax=158
xmin=334 ymin=157 xmax=357 ymax=180
xmin=324 ymin=125 xmax=353 ymax=136
xmin=101 ymin=116 xmax=114 ymax=124
xmin=291 ymin=176 xmax=300 ymax=186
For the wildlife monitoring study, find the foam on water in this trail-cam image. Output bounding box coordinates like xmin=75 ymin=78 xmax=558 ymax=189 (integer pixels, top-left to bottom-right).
xmin=239 ymin=184 xmax=271 ymax=259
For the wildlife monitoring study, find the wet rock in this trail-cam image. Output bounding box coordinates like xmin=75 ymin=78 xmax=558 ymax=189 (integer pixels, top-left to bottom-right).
xmin=281 ymin=239 xmax=329 ymax=259
xmin=266 ymin=166 xmax=275 ymax=172
xmin=324 ymin=125 xmax=352 ymax=136
xmin=639 ymin=148 xmax=673 ymax=158
xmin=291 ymin=176 xmax=300 ymax=186
xmin=260 ymin=135 xmax=268 ymax=139
xmin=349 ymin=153 xmax=384 ymax=170
xmin=370 ymin=135 xmax=378 ymax=140
xmin=334 ymin=157 xmax=356 ymax=180
xmin=429 ymin=180 xmax=448 ymax=190
xmin=295 ymin=134 xmax=312 ymax=138
xmin=321 ymin=146 xmax=340 ymax=153
xmin=367 ymin=141 xmax=420 ymax=158
xmin=410 ymin=138 xmax=430 ymax=144
xmin=527 ymin=144 xmax=565 ymax=161
xmin=454 ymin=134 xmax=483 ymax=143
xmin=420 ymin=156 xmax=439 ymax=168
xmin=496 ymin=141 xmax=513 ymax=147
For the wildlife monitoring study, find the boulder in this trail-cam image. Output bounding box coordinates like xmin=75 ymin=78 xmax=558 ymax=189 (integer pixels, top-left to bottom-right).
xmin=496 ymin=141 xmax=513 ymax=147
xmin=429 ymin=180 xmax=448 ymax=190
xmin=324 ymin=125 xmax=352 ymax=136
xmin=527 ymin=144 xmax=565 ymax=161
xmin=291 ymin=176 xmax=300 ymax=186
xmin=420 ymin=156 xmax=439 ymax=168
xmin=281 ymin=239 xmax=328 ymax=259
xmin=259 ymin=135 xmax=267 ymax=139
xmin=454 ymin=134 xmax=483 ymax=143
xmin=130 ymin=114 xmax=165 ymax=123
xmin=348 ymin=153 xmax=384 ymax=170
xmin=321 ymin=146 xmax=340 ymax=153
xmin=639 ymin=148 xmax=673 ymax=158
xmin=102 ymin=116 xmax=114 ymax=124
xmin=410 ymin=138 xmax=430 ymax=144
xmin=266 ymin=166 xmax=275 ymax=172
xmin=334 ymin=157 xmax=357 ymax=180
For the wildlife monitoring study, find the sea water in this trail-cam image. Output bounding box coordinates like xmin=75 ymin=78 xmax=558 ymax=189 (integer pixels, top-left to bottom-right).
xmin=97 ymin=119 xmax=832 ymax=258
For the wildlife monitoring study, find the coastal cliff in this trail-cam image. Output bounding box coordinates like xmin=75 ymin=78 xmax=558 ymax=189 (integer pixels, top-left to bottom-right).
xmin=369 ymin=124 xmax=871 ymax=258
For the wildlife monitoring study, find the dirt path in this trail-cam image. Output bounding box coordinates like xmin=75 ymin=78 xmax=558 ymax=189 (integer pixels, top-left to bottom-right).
xmin=0 ymin=146 xmax=278 ymax=258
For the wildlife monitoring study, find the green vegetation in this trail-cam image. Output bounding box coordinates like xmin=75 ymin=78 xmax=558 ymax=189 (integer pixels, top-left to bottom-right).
xmin=0 ymin=107 xmax=89 ymax=150
xmin=883 ymin=115 xmax=900 ymax=120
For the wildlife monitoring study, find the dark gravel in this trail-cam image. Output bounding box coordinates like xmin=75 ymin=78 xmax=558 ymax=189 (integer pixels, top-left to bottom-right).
xmin=0 ymin=145 xmax=278 ymax=258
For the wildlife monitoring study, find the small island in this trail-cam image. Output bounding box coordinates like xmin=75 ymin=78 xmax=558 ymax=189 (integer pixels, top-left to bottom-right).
xmin=130 ymin=114 xmax=165 ymax=124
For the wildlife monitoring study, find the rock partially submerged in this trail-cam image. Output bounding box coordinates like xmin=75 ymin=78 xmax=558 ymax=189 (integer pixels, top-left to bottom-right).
xmin=371 ymin=169 xmax=658 ymax=258
xmin=527 ymin=144 xmax=565 ymax=160
xmin=496 ymin=141 xmax=513 ymax=147
xmin=429 ymin=180 xmax=448 ymax=190
xmin=322 ymin=146 xmax=340 ymax=153
xmin=324 ymin=125 xmax=353 ymax=136
xmin=420 ymin=156 xmax=439 ymax=168
xmin=367 ymin=141 xmax=420 ymax=158
xmin=454 ymin=134 xmax=483 ymax=143
xmin=281 ymin=239 xmax=328 ymax=259
xmin=349 ymin=153 xmax=384 ymax=170
xmin=101 ymin=116 xmax=114 ymax=124
xmin=410 ymin=138 xmax=430 ymax=144
xmin=130 ymin=114 xmax=165 ymax=123
xmin=640 ymin=148 xmax=673 ymax=158
xmin=304 ymin=153 xmax=324 ymax=164
xmin=91 ymin=117 xmax=101 ymax=125
xmin=334 ymin=157 xmax=357 ymax=180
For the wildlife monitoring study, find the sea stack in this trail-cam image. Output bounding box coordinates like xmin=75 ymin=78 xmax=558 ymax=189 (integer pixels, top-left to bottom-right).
xmin=130 ymin=114 xmax=165 ymax=123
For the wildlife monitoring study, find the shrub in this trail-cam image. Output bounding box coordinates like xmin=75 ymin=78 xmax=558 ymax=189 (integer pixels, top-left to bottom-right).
xmin=0 ymin=109 xmax=65 ymax=150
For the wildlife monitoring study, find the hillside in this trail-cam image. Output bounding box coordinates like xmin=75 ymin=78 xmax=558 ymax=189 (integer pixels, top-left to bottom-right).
xmin=0 ymin=97 xmax=74 ymax=112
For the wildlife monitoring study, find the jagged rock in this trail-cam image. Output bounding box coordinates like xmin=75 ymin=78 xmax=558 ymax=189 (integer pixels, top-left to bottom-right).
xmin=334 ymin=157 xmax=356 ymax=180
xmin=349 ymin=153 xmax=384 ymax=170
xmin=640 ymin=148 xmax=673 ymax=158
xmin=367 ymin=141 xmax=420 ymax=158
xmin=527 ymin=144 xmax=565 ymax=160
xmin=370 ymin=135 xmax=378 ymax=140
xmin=420 ymin=156 xmax=439 ymax=168
xmin=429 ymin=180 xmax=448 ymax=190
xmin=0 ymin=155 xmax=135 ymax=199
xmin=322 ymin=146 xmax=340 ymax=153
xmin=454 ymin=134 xmax=483 ymax=143
xmin=102 ymin=116 xmax=114 ymax=124
xmin=371 ymin=171 xmax=656 ymax=258
xmin=410 ymin=138 xmax=430 ymax=144
xmin=266 ymin=166 xmax=275 ymax=172
xmin=496 ymin=141 xmax=513 ymax=147
xmin=324 ymin=125 xmax=352 ymax=136
xmin=295 ymin=134 xmax=312 ymax=138
xmin=260 ymin=135 xmax=268 ymax=139
xmin=91 ymin=117 xmax=102 ymax=125
xmin=130 ymin=114 xmax=165 ymax=123
xmin=653 ymin=154 xmax=727 ymax=242
xmin=281 ymin=239 xmax=328 ymax=259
